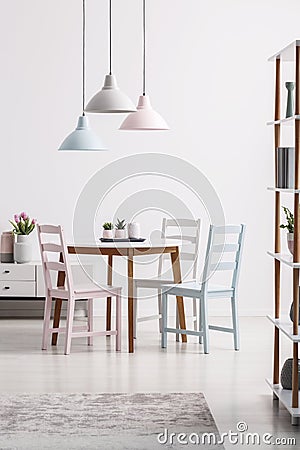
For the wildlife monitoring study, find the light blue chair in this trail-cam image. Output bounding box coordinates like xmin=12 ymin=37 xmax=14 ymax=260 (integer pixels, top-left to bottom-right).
xmin=161 ymin=224 xmax=246 ymax=353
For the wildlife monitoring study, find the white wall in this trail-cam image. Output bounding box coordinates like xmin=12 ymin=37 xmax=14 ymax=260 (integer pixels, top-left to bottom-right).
xmin=0 ymin=0 xmax=299 ymax=317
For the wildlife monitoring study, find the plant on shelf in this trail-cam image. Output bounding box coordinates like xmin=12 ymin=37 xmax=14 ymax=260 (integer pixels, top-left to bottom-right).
xmin=9 ymin=212 xmax=37 ymax=263
xmin=102 ymin=222 xmax=114 ymax=239
xmin=115 ymin=218 xmax=127 ymax=239
xmin=280 ymin=206 xmax=294 ymax=255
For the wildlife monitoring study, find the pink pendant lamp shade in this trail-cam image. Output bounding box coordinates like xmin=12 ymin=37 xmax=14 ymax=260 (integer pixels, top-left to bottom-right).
xmin=119 ymin=95 xmax=169 ymax=130
xmin=119 ymin=0 xmax=169 ymax=131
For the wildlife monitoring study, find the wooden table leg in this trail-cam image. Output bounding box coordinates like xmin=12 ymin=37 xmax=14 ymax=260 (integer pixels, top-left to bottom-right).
xmin=128 ymin=249 xmax=134 ymax=353
xmin=52 ymin=253 xmax=65 ymax=345
xmin=171 ymin=247 xmax=187 ymax=343
xmin=106 ymin=255 xmax=113 ymax=332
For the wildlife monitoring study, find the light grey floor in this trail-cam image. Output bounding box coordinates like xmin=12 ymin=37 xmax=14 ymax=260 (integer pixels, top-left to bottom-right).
xmin=0 ymin=316 xmax=299 ymax=449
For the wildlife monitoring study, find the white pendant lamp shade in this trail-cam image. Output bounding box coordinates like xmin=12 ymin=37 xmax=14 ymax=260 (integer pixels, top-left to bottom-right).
xmin=85 ymin=74 xmax=136 ymax=113
xmin=58 ymin=116 xmax=107 ymax=151
xmin=119 ymin=95 xmax=169 ymax=130
xmin=85 ymin=1 xmax=135 ymax=114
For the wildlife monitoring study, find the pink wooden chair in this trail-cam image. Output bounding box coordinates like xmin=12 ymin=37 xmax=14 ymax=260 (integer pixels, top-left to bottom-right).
xmin=37 ymin=224 xmax=122 ymax=355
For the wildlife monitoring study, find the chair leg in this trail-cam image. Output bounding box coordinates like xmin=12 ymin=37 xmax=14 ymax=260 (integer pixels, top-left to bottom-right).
xmin=87 ymin=299 xmax=94 ymax=346
xmin=158 ymin=289 xmax=162 ymax=333
xmin=193 ymin=298 xmax=198 ymax=331
xmin=175 ymin=304 xmax=179 ymax=342
xmin=42 ymin=295 xmax=52 ymax=350
xmin=64 ymin=297 xmax=76 ymax=355
xmin=116 ymin=291 xmax=121 ymax=352
xmin=201 ymin=296 xmax=209 ymax=354
xmin=161 ymin=293 xmax=168 ymax=349
xmin=231 ymin=295 xmax=240 ymax=351
xmin=198 ymin=297 xmax=203 ymax=344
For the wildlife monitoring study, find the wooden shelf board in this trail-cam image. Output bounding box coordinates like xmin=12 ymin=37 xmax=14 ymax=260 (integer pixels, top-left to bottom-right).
xmin=267 ymin=115 xmax=300 ymax=126
xmin=267 ymin=316 xmax=300 ymax=341
xmin=267 ymin=187 xmax=300 ymax=193
xmin=267 ymin=251 xmax=300 ymax=267
xmin=266 ymin=379 xmax=300 ymax=417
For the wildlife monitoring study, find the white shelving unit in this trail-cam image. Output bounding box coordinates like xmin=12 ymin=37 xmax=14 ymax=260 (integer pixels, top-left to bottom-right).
xmin=267 ymin=252 xmax=300 ymax=268
xmin=267 ymin=40 xmax=300 ymax=425
xmin=267 ymin=187 xmax=300 ymax=193
xmin=266 ymin=379 xmax=300 ymax=419
xmin=267 ymin=115 xmax=300 ymax=126
xmin=267 ymin=316 xmax=300 ymax=341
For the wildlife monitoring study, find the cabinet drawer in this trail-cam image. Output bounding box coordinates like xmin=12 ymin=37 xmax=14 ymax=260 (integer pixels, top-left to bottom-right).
xmin=0 ymin=281 xmax=36 ymax=297
xmin=0 ymin=265 xmax=35 ymax=281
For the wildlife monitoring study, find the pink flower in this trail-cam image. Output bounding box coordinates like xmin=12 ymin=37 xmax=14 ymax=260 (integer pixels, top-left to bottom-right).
xmin=20 ymin=212 xmax=26 ymax=219
xmin=32 ymin=219 xmax=36 ymax=225
xmin=14 ymin=214 xmax=19 ymax=222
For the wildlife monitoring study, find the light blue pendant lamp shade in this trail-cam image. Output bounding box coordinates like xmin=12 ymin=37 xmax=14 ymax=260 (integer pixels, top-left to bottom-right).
xmin=58 ymin=0 xmax=106 ymax=152
xmin=85 ymin=74 xmax=136 ymax=113
xmin=58 ymin=115 xmax=107 ymax=151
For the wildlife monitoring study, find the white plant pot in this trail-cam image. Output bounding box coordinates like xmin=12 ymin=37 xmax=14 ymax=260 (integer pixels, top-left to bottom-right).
xmin=115 ymin=229 xmax=126 ymax=239
xmin=287 ymin=232 xmax=294 ymax=255
xmin=128 ymin=222 xmax=140 ymax=239
xmin=14 ymin=235 xmax=32 ymax=264
xmin=103 ymin=230 xmax=113 ymax=239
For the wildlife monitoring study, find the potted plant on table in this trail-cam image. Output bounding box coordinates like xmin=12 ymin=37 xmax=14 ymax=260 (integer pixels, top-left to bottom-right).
xmin=280 ymin=206 xmax=294 ymax=255
xmin=9 ymin=212 xmax=36 ymax=263
xmin=115 ymin=219 xmax=126 ymax=239
xmin=102 ymin=222 xmax=114 ymax=239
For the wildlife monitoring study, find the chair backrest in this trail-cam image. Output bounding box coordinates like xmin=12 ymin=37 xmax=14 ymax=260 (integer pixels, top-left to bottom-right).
xmin=37 ymin=224 xmax=74 ymax=295
xmin=201 ymin=224 xmax=246 ymax=293
xmin=158 ymin=218 xmax=201 ymax=280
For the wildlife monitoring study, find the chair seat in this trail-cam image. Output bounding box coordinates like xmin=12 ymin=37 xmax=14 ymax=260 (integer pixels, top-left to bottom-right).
xmin=161 ymin=281 xmax=234 ymax=298
xmin=134 ymin=277 xmax=176 ymax=288
xmin=50 ymin=283 xmax=121 ymax=299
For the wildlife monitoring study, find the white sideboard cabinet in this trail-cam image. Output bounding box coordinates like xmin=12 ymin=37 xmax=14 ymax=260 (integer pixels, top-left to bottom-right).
xmin=0 ymin=261 xmax=93 ymax=317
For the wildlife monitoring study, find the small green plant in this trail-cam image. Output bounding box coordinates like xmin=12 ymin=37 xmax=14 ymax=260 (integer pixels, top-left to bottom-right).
xmin=115 ymin=218 xmax=126 ymax=230
xmin=280 ymin=206 xmax=294 ymax=233
xmin=102 ymin=222 xmax=114 ymax=230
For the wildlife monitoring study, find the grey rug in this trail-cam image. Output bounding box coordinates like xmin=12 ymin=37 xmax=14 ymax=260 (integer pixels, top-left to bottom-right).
xmin=0 ymin=393 xmax=224 ymax=450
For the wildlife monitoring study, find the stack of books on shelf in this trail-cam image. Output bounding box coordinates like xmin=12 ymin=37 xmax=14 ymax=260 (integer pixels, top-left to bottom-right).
xmin=276 ymin=147 xmax=295 ymax=188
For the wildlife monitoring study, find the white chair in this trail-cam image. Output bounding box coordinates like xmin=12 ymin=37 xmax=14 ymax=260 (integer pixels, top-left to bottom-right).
xmin=161 ymin=224 xmax=245 ymax=353
xmin=37 ymin=224 xmax=122 ymax=355
xmin=133 ymin=218 xmax=201 ymax=337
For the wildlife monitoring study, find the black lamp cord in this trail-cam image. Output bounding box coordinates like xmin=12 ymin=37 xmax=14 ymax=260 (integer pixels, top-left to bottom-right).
xmin=143 ymin=0 xmax=146 ymax=96
xmin=109 ymin=0 xmax=112 ymax=75
xmin=82 ymin=0 xmax=86 ymax=115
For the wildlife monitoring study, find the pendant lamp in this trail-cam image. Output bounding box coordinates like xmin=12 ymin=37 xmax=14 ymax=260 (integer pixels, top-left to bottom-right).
xmin=119 ymin=0 xmax=169 ymax=131
xmin=85 ymin=0 xmax=136 ymax=114
xmin=58 ymin=0 xmax=106 ymax=151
